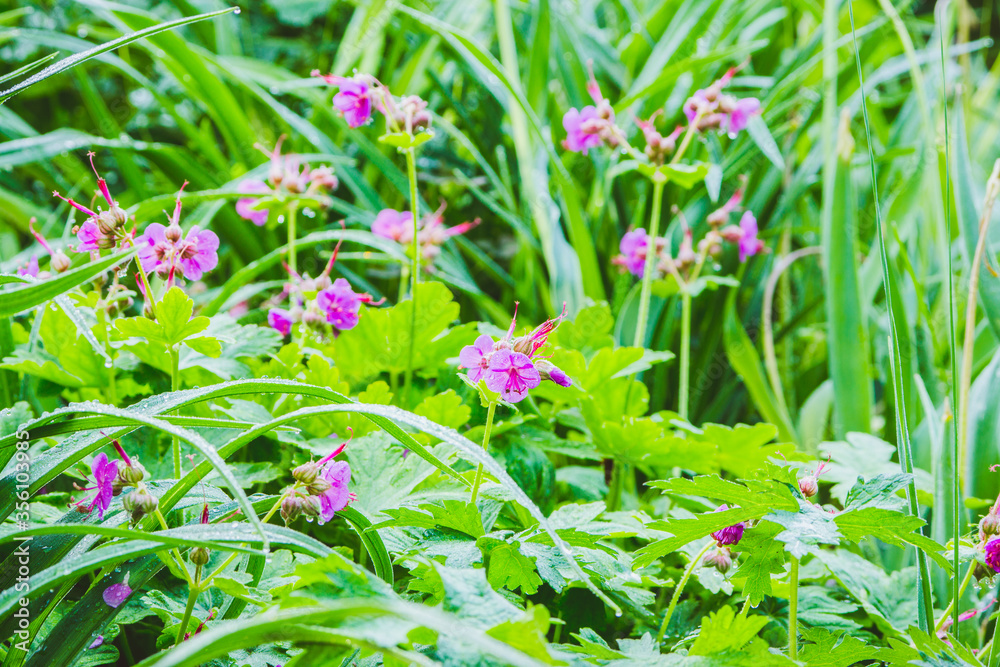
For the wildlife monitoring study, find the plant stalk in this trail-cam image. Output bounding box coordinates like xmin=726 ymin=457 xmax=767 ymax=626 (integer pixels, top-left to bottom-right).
xmin=657 ymin=540 xmax=713 ymax=644
xmin=633 ymin=176 xmax=666 ymax=350
xmin=789 ymin=555 xmax=799 ymax=660
xmin=470 ymin=401 xmax=497 ymax=503
xmin=679 ymin=291 xmax=691 ymax=420
xmin=175 ymin=565 xmax=202 ymax=647
xmin=403 ymin=146 xmax=420 ymax=405
xmin=286 ymin=203 xmax=299 ymax=277
xmin=170 ymin=345 xmax=181 ymax=479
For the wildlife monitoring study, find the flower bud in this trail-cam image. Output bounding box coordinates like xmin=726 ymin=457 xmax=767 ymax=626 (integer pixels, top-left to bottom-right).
xmin=50 ymin=250 xmax=72 ymax=273
xmin=702 ymin=546 xmax=732 ymax=575
xmin=117 ymin=460 xmax=148 ymax=487
xmin=535 ymin=359 xmax=573 ymax=387
xmin=189 ymin=546 xmax=211 ymax=566
xmin=164 ymin=223 xmax=183 ymax=243
xmin=412 ymin=110 xmax=432 ymax=131
xmin=799 ymin=474 xmax=818 ymax=498
xmin=107 ymin=205 xmax=129 ymax=228
xmin=302 ymin=309 xmax=327 ymax=331
xmin=122 ymin=489 xmax=158 ymax=523
xmin=292 ymin=461 xmax=322 ymax=486
xmin=980 ymin=512 xmax=1000 ymax=542
xmin=280 ymin=492 xmax=319 ymax=524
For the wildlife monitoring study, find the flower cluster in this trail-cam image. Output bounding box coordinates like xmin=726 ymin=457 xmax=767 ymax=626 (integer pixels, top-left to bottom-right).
xmin=459 ymin=306 xmax=573 ymax=403
xmin=980 ymin=498 xmax=1000 ymax=575
xmin=266 ymin=240 xmax=382 ymax=338
xmin=234 ymin=136 xmax=340 ymax=227
xmin=702 ymin=504 xmax=747 ymax=575
xmin=613 ymin=185 xmax=764 ymax=278
xmin=683 ymin=67 xmax=761 ymax=138
xmin=371 ymin=204 xmax=479 ymax=265
xmin=16 ymin=220 xmax=72 ymax=278
xmin=281 ymin=435 xmax=355 ymax=525
xmin=562 ymin=67 xmax=622 ymax=155
xmin=311 ymin=71 xmax=432 ymax=135
xmin=71 ymin=441 xmax=150 ymax=521
xmin=136 ymin=183 xmax=219 ymax=286
xmin=53 ymin=153 xmax=132 ymax=253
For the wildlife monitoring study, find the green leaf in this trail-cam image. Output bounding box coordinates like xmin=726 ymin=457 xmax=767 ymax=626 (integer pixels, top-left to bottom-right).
xmin=0 ymin=248 xmax=136 ymax=317
xmin=378 ymin=500 xmax=485 ymax=538
xmin=414 ymin=390 xmax=471 ymax=430
xmin=116 ymin=286 xmax=209 ymax=348
xmin=0 ymin=7 xmax=238 ymax=103
xmin=799 ymin=627 xmax=919 ymax=667
xmin=688 ymin=605 xmax=769 ymax=656
xmin=478 ymin=536 xmax=544 ymax=595
xmin=732 ymin=522 xmax=785 ymax=607
xmin=378 ymin=131 xmax=435 ymax=149
xmin=764 ymin=501 xmax=843 ymax=558
xmin=745 ymin=115 xmax=785 ymax=170
xmin=834 ymin=507 xmax=950 ymax=571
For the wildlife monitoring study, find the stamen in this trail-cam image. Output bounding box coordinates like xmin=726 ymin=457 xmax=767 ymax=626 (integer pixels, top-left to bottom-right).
xmin=53 ymin=191 xmax=98 ymax=218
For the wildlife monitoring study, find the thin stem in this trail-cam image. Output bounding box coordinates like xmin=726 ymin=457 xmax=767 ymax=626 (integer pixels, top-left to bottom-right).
xmin=957 ymin=161 xmax=1000 ymax=497
xmin=607 ymin=459 xmax=624 ymax=512
xmin=129 ymin=245 xmax=157 ymax=320
xmin=678 ymin=291 xmax=691 ymax=420
xmin=934 ymin=562 xmax=976 ymax=632
xmin=175 ymin=566 xmax=202 ymax=647
xmin=170 ymin=345 xmax=181 ymax=479
xmin=789 ymin=556 xmax=799 ymax=660
xmin=202 ymin=496 xmax=284 ymax=589
xmin=670 ymin=119 xmax=701 ymax=165
xmin=470 ymin=401 xmax=498 ymax=504
xmin=153 ymin=508 xmax=191 ymax=585
xmin=286 ymin=203 xmax=299 ymax=277
xmin=633 ymin=176 xmax=666 ymax=350
xmin=657 ymin=541 xmax=713 ymax=644
xmin=403 ymin=147 xmax=420 ymax=405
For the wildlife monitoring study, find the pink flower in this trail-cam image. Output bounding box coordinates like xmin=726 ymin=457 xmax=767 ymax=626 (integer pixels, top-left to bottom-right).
xmin=312 ymin=72 xmax=375 ymax=128
xmin=725 ymin=97 xmax=761 ymax=138
xmin=372 ymin=209 xmax=413 ymax=243
xmin=737 ymin=211 xmax=763 ymax=262
xmin=74 ymin=453 xmax=118 ymax=519
xmin=684 ymin=89 xmax=712 ymax=123
xmin=102 ymin=578 xmax=132 ymax=608
xmin=136 ymin=185 xmax=219 ymax=284
xmin=459 ymin=334 xmax=495 ymax=383
xmin=511 ymin=303 xmax=567 ymax=357
xmin=317 ymin=460 xmax=354 ymax=523
xmin=268 ymin=308 xmax=294 ymax=336
xmin=17 ymin=256 xmax=39 ymax=278
xmin=316 ymin=278 xmax=368 ymax=331
xmin=54 ymin=152 xmax=129 ymax=252
xmin=75 ymin=220 xmax=105 ymax=252
xmin=485 ymin=348 xmax=541 ymax=403
xmin=986 ymin=538 xmax=1000 ymax=572
xmin=562 ymin=106 xmax=603 ymax=154
xmin=614 ymin=229 xmax=651 ymax=277
xmin=710 ymin=504 xmax=746 ymax=546
xmin=235 ymin=179 xmax=270 ymax=226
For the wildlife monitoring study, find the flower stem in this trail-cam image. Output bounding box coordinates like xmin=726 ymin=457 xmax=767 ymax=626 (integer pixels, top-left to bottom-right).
xmin=286 ymin=203 xmax=299 ymax=277
xmin=789 ymin=555 xmax=799 ymax=660
xmin=175 ymin=565 xmax=202 ymax=647
xmin=657 ymin=541 xmax=713 ymax=644
xmin=470 ymin=401 xmax=497 ymax=504
xmin=128 ymin=243 xmax=158 ymax=320
xmin=153 ymin=508 xmax=191 ymax=585
xmin=633 ymin=175 xmax=666 ymax=350
xmin=403 ymin=146 xmax=420 ymax=406
xmin=170 ymin=344 xmax=181 ymax=479
xmin=679 ymin=291 xmax=692 ymax=420
xmin=933 ymin=562 xmax=976 ymax=632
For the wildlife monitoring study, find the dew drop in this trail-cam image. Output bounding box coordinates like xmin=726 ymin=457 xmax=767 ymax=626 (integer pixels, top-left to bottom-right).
xmin=614 ymin=610 xmax=623 ymax=618
xmin=104 ymin=360 xmax=113 ymax=369
xmin=233 ymin=6 xmax=241 ymax=14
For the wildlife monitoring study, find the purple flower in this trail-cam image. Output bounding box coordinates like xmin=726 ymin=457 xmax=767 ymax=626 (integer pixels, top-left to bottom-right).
xmin=313 ymin=72 xmax=376 ymax=128
xmin=316 ymin=278 xmax=364 ymax=331
xmin=73 ymin=452 xmax=118 ymax=519
xmin=235 ymin=179 xmax=270 ymax=226
xmin=102 ymin=578 xmax=132 ymax=608
xmin=710 ymin=504 xmax=746 ymax=546
xmin=371 ymin=209 xmax=413 ymax=243
xmin=562 ymin=106 xmax=603 ymax=154
xmin=684 ymin=89 xmax=712 ymax=123
xmin=737 ymin=211 xmax=763 ymax=262
xmin=17 ymin=256 xmax=39 ymax=278
xmin=459 ymin=334 xmax=495 ymax=383
xmin=725 ymin=97 xmax=761 ymax=138
xmin=268 ymin=308 xmax=294 ymax=337
xmin=987 ymin=538 xmax=1000 ymax=573
xmin=89 ymin=636 xmax=105 ymax=649
xmin=317 ymin=460 xmax=354 ymax=523
xmin=177 ymin=226 xmax=219 ymax=281
xmin=536 ymin=359 xmax=572 ymax=387
xmin=615 ymin=229 xmax=650 ymax=277
xmin=485 ymin=348 xmax=541 ymax=403
xmin=75 ymin=220 xmax=104 ymax=252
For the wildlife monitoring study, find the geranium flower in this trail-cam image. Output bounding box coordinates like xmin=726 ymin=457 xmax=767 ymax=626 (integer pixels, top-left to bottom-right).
xmin=316 ymin=278 xmax=368 ymax=331
xmin=986 ymin=538 xmax=1000 ymax=572
xmin=485 ymin=348 xmax=541 ymax=403
xmin=312 ymin=71 xmax=378 ymax=128
xmin=724 ymin=97 xmax=761 ymax=138
xmin=136 ymin=184 xmax=220 ymax=284
xmin=268 ymin=308 xmax=294 ymax=336
xmin=73 ymin=453 xmax=119 ymax=519
xmin=459 ymin=334 xmax=495 ymax=383
xmin=710 ymin=504 xmax=746 ymax=546
xmin=17 ymin=256 xmax=38 ymax=278
xmin=372 ymin=209 xmax=413 ymax=243
xmin=562 ymin=106 xmax=603 ymax=154
xmin=316 ymin=460 xmax=354 ymax=523
xmin=614 ymin=229 xmax=652 ymax=277
xmin=684 ymin=66 xmax=761 ymax=137
xmin=53 ymin=152 xmax=129 ymax=252
xmin=737 ymin=211 xmax=763 ymax=262
xmin=235 ymin=179 xmax=271 ymax=226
